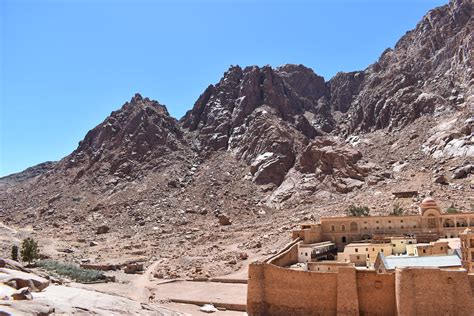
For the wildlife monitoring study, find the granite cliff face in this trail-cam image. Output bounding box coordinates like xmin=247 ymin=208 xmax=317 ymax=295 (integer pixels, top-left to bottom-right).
xmin=63 ymin=93 xmax=190 ymax=182
xmin=0 ymin=0 xmax=472 ymax=279
xmin=332 ymin=0 xmax=472 ymax=133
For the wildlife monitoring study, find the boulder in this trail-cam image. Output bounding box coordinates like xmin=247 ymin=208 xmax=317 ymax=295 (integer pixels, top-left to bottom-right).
xmin=0 ymin=258 xmax=28 ymax=272
xmin=0 ymin=268 xmax=50 ymax=292
xmin=11 ymin=287 xmax=32 ymax=300
xmin=124 ymin=263 xmax=144 ymax=274
xmin=200 ymin=304 xmax=218 ymax=313
xmin=452 ymin=164 xmax=473 ymax=179
xmin=218 ymin=214 xmax=231 ymax=226
xmin=433 ymin=174 xmax=448 ymax=184
xmin=96 ymin=225 xmax=110 ymax=234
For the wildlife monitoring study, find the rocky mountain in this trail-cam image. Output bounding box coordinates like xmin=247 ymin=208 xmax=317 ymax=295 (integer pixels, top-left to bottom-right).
xmin=0 ymin=0 xmax=472 ymax=279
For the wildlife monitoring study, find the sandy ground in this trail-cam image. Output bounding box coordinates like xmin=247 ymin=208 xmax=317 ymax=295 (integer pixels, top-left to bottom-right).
xmin=152 ymin=280 xmax=247 ymax=305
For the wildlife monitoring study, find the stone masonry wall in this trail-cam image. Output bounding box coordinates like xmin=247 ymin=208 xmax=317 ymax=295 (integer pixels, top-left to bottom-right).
xmin=247 ymin=263 xmax=474 ymax=315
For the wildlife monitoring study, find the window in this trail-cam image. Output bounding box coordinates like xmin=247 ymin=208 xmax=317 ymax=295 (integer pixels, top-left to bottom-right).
xmin=388 ymin=220 xmax=391 ymax=223
xmin=389 ymin=226 xmax=392 ymax=229
xmin=341 ymin=225 xmax=346 ymax=232
xmin=356 ymin=256 xmax=360 ymax=260
xmin=368 ymin=254 xmax=370 ymax=258
xmin=305 ymin=252 xmax=308 ymax=256
xmin=330 ymin=225 xmax=335 ymax=232
xmin=423 ymin=249 xmax=426 ymax=253
xmin=392 ymin=244 xmax=396 ymax=247
xmin=376 ymin=226 xmax=379 ymax=229
xmin=440 ymin=247 xmax=443 ymax=250
xmin=401 ymin=220 xmax=404 ymax=223
xmin=366 ymin=248 xmax=368 ymax=251
xmin=342 ymin=236 xmax=347 ymax=243
xmin=350 ymin=222 xmax=358 ymax=232
xmin=428 ymin=217 xmax=436 ymax=229
xmin=401 ymin=225 xmax=404 ymax=229
xmin=355 ymin=248 xmax=358 ymax=253
xmin=381 ymin=249 xmax=384 ymax=252
xmin=373 ymin=248 xmax=375 ymax=251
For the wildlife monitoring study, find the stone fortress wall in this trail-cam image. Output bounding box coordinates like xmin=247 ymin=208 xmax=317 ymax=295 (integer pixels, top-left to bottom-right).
xmin=247 ymin=242 xmax=474 ymax=315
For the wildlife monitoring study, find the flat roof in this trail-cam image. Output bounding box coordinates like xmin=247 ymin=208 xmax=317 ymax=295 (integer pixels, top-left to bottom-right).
xmin=382 ymin=255 xmax=461 ymax=270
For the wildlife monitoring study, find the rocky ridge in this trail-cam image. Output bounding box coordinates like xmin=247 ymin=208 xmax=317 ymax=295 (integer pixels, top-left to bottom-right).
xmin=0 ymin=0 xmax=472 ymax=280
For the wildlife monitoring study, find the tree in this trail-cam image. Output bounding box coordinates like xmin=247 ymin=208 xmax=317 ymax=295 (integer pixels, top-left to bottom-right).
xmin=20 ymin=238 xmax=39 ymax=264
xmin=390 ymin=203 xmax=404 ymax=216
xmin=11 ymin=245 xmax=19 ymax=261
xmin=345 ymin=204 xmax=370 ymax=217
xmin=446 ymin=206 xmax=459 ymax=214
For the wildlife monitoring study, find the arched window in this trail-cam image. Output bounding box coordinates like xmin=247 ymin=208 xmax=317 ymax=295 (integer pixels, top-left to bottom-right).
xmin=341 ymin=224 xmax=346 ymax=232
xmin=350 ymin=222 xmax=358 ymax=232
xmin=330 ymin=225 xmax=335 ymax=232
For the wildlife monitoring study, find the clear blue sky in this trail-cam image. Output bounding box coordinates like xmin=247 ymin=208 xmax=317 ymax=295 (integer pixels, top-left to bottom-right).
xmin=0 ymin=0 xmax=447 ymax=176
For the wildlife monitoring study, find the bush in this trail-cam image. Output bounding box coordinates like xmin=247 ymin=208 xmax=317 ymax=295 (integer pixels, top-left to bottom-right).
xmin=11 ymin=245 xmax=19 ymax=261
xmin=390 ymin=203 xmax=404 ymax=216
xmin=446 ymin=206 xmax=459 ymax=214
xmin=20 ymin=238 xmax=39 ymax=264
xmin=37 ymin=260 xmax=105 ymax=283
xmin=345 ymin=205 xmax=370 ymax=217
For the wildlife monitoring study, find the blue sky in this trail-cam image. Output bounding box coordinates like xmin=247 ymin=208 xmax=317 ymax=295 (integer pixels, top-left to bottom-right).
xmin=0 ymin=0 xmax=447 ymax=176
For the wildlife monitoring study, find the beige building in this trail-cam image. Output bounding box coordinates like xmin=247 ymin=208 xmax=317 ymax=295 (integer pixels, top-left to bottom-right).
xmin=297 ymin=241 xmax=335 ymax=263
xmin=410 ymin=240 xmax=449 ymax=257
xmin=391 ymin=237 xmax=417 ymax=255
xmin=293 ymin=198 xmax=474 ymax=250
xmin=337 ymin=242 xmax=392 ymax=266
xmin=460 ymin=228 xmax=474 ymax=273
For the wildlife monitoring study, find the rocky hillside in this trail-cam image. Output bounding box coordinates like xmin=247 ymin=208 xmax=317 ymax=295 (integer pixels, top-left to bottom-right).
xmin=0 ymin=0 xmax=472 ymax=278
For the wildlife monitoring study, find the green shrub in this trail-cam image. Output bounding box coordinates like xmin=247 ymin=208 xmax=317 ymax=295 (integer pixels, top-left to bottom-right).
xmin=390 ymin=203 xmax=404 ymax=216
xmin=20 ymin=238 xmax=39 ymax=264
xmin=11 ymin=245 xmax=19 ymax=261
xmin=446 ymin=206 xmax=459 ymax=214
xmin=345 ymin=204 xmax=370 ymax=217
xmin=37 ymin=260 xmax=105 ymax=283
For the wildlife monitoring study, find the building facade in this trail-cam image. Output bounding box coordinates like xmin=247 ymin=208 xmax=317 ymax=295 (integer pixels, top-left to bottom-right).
xmin=293 ymin=198 xmax=474 ymax=250
xmin=460 ymin=228 xmax=474 ymax=273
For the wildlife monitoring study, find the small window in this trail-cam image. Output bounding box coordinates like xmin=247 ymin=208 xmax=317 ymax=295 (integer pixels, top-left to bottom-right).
xmin=388 ymin=220 xmax=391 ymax=223
xmin=368 ymin=254 xmax=370 ymax=258
xmin=392 ymin=244 xmax=396 ymax=247
xmin=355 ymin=248 xmax=358 ymax=253
xmin=401 ymin=241 xmax=404 ymax=243
xmin=373 ymin=248 xmax=375 ymax=251
xmin=423 ymin=249 xmax=426 ymax=253
xmin=342 ymin=236 xmax=347 ymax=243
xmin=401 ymin=225 xmax=404 ymax=229
xmin=381 ymin=249 xmax=384 ymax=252
xmin=389 ymin=226 xmax=391 ymax=229
xmin=356 ymin=256 xmax=360 ymax=260
xmin=376 ymin=221 xmax=379 ymax=224
xmin=305 ymin=252 xmax=308 ymax=256
xmin=330 ymin=225 xmax=335 ymax=232
xmin=441 ymin=247 xmax=443 ymax=250
xmin=366 ymin=248 xmax=368 ymax=251
xmin=376 ymin=226 xmax=379 ymax=229
xmin=341 ymin=225 xmax=346 ymax=232
xmin=408 ymin=241 xmax=412 ymax=244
